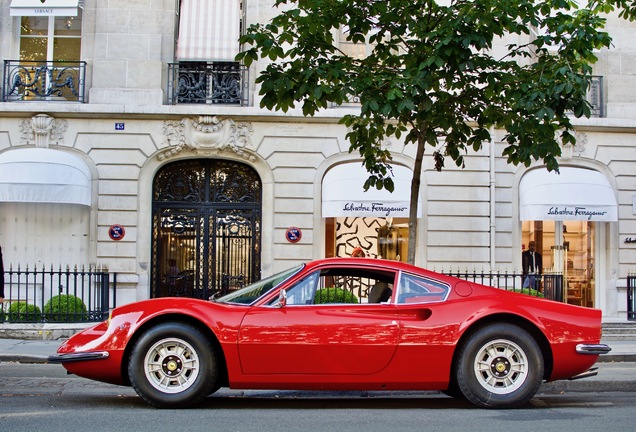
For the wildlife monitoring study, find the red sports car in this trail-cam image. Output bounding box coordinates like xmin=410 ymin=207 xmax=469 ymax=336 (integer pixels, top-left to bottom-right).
xmin=49 ymin=258 xmax=610 ymax=408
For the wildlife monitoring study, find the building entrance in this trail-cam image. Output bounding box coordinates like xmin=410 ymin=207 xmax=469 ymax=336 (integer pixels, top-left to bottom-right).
xmin=151 ymin=159 xmax=262 ymax=299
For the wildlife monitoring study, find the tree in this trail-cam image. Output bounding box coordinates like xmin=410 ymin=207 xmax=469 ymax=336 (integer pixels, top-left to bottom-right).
xmin=237 ymin=0 xmax=634 ymax=264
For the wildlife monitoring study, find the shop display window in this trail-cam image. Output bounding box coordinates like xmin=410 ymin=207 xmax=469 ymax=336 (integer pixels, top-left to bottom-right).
xmin=522 ymin=220 xmax=595 ymax=307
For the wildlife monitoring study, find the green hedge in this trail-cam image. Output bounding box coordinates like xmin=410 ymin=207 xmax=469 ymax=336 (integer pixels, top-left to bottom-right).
xmin=44 ymin=294 xmax=88 ymax=322
xmin=512 ymin=288 xmax=545 ymax=298
xmin=314 ymin=287 xmax=358 ymax=304
xmin=5 ymin=302 xmax=42 ymax=323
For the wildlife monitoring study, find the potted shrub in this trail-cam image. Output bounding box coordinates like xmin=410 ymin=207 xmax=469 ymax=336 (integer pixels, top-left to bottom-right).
xmin=512 ymin=288 xmax=545 ymax=298
xmin=44 ymin=294 xmax=88 ymax=322
xmin=6 ymin=302 xmax=42 ymax=323
xmin=314 ymin=287 xmax=358 ymax=304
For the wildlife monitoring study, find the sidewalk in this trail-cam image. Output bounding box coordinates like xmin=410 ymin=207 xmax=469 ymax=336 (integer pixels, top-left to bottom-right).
xmin=1 ymin=337 xmax=635 ymax=394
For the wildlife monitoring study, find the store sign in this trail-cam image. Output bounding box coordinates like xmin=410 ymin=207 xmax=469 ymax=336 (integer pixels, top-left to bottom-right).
xmin=323 ymin=201 xmax=411 ymax=218
xmin=10 ymin=0 xmax=80 ymax=17
xmin=321 ymin=163 xmax=421 ymax=218
xmin=532 ymin=205 xmax=616 ymax=222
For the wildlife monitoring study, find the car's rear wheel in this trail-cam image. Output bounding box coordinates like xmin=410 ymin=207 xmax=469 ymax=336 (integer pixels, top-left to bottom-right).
xmin=128 ymin=322 xmax=217 ymax=408
xmin=455 ymin=323 xmax=544 ymax=408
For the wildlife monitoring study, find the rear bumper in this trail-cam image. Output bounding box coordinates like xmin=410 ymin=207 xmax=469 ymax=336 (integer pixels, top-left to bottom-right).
xmin=576 ymin=343 xmax=612 ymax=355
xmin=48 ymin=351 xmax=110 ymax=363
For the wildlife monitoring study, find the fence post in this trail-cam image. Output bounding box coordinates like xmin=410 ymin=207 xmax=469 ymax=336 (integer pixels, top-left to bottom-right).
xmin=543 ymin=273 xmax=564 ymax=302
xmin=100 ymin=272 xmax=110 ymax=321
xmin=628 ymin=273 xmax=635 ymax=321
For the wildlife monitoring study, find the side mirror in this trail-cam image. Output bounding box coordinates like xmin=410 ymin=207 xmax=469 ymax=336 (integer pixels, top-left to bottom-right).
xmin=275 ymin=289 xmax=287 ymax=308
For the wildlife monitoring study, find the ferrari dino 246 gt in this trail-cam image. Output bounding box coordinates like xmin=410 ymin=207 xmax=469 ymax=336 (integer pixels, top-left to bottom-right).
xmin=49 ymin=258 xmax=610 ymax=408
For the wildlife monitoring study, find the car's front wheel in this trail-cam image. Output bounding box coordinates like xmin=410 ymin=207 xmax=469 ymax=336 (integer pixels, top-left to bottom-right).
xmin=455 ymin=323 xmax=544 ymax=408
xmin=128 ymin=322 xmax=218 ymax=408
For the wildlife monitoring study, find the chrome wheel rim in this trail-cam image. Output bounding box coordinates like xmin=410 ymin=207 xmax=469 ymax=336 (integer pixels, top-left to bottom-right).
xmin=143 ymin=337 xmax=200 ymax=394
xmin=473 ymin=339 xmax=529 ymax=394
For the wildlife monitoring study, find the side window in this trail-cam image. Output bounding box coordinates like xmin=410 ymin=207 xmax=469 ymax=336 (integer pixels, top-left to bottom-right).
xmin=285 ymin=272 xmax=319 ymax=305
xmin=397 ymin=273 xmax=450 ymax=304
xmin=282 ymin=269 xmax=395 ymax=305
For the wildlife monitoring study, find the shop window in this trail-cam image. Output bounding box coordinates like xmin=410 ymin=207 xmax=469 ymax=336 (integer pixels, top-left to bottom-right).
xmin=326 ymin=217 xmax=409 ymax=262
xmin=522 ymin=220 xmax=596 ymax=307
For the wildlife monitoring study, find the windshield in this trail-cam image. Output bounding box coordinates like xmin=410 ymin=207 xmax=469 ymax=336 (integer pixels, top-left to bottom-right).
xmin=214 ymin=264 xmax=303 ymax=305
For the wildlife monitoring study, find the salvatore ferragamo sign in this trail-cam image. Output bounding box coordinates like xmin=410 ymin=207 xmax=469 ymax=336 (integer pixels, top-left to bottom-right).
xmin=547 ymin=206 xmax=609 ymax=221
xmin=322 ymin=200 xmax=411 ymax=218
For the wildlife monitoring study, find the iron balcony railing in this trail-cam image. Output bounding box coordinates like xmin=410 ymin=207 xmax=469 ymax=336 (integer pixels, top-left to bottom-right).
xmin=3 ymin=60 xmax=87 ymax=103
xmin=1 ymin=264 xmax=117 ymax=323
xmin=330 ymin=76 xmax=605 ymax=118
xmin=167 ymin=61 xmax=249 ymax=105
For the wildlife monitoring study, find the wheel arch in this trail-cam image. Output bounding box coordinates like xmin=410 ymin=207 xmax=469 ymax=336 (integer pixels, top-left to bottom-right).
xmin=120 ymin=313 xmax=229 ymax=388
xmin=453 ymin=313 xmax=554 ymax=381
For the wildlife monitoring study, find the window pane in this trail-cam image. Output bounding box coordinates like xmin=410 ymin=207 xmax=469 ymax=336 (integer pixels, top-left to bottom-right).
xmin=54 ymin=38 xmax=81 ymax=61
xmin=20 ymin=37 xmax=47 ymax=61
xmin=54 ymin=14 xmax=82 ymax=37
xmin=21 ymin=16 xmax=49 ymax=36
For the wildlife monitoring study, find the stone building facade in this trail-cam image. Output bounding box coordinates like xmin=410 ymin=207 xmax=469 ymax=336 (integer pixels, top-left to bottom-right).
xmin=0 ymin=1 xmax=635 ymax=320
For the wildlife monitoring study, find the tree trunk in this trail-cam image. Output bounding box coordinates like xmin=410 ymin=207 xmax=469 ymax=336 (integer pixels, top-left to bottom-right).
xmin=406 ymin=128 xmax=427 ymax=264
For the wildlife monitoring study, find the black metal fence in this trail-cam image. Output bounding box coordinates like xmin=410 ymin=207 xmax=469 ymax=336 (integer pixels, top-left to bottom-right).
xmin=3 ymin=60 xmax=87 ymax=102
xmin=1 ymin=265 xmax=117 ymax=323
xmin=628 ymin=273 xmax=636 ymax=321
xmin=440 ymin=269 xmax=563 ymax=301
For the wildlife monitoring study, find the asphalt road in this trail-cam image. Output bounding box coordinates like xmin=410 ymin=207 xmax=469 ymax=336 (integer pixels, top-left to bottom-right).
xmin=1 ymin=363 xmax=636 ymax=432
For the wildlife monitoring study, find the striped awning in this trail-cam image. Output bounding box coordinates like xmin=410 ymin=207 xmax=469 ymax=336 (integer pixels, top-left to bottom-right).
xmin=10 ymin=0 xmax=81 ymax=17
xmin=176 ymin=0 xmax=241 ymax=61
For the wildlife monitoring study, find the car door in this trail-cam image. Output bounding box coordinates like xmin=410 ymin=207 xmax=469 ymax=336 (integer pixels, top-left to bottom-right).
xmin=237 ymin=269 xmax=399 ymax=375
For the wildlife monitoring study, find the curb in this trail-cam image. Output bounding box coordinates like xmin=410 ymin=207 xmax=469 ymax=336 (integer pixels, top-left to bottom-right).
xmin=597 ymin=353 xmax=636 ymax=363
xmin=1 ymin=354 xmax=49 ymax=364
xmin=540 ymin=379 xmax=636 ymax=394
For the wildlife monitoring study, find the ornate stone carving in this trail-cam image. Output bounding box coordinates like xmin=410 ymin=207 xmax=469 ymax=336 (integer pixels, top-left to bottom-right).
xmin=573 ymin=131 xmax=587 ymax=154
xmin=19 ymin=114 xmax=68 ymax=148
xmin=160 ymin=116 xmax=255 ymax=161
xmin=560 ymin=131 xmax=587 ymax=161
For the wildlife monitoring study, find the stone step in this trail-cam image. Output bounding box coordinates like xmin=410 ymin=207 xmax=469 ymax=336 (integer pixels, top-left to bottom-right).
xmin=602 ymin=322 xmax=636 ymax=340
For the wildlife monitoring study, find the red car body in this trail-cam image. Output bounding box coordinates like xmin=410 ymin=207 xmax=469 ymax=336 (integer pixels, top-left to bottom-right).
xmin=50 ymin=258 xmax=609 ymax=408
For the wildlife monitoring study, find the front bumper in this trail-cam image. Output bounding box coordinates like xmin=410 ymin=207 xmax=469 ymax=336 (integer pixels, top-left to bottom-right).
xmin=48 ymin=351 xmax=110 ymax=363
xmin=576 ymin=343 xmax=612 ymax=355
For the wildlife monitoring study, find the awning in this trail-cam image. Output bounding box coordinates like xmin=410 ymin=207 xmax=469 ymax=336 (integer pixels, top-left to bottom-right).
xmin=0 ymin=148 xmax=91 ymax=206
xmin=10 ymin=0 xmax=80 ymax=17
xmin=322 ymin=163 xmax=421 ymax=218
xmin=519 ymin=167 xmax=617 ymax=222
xmin=176 ymin=0 xmax=241 ymax=61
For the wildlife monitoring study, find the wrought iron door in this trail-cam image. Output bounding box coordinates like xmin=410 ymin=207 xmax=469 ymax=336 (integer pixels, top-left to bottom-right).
xmin=151 ymin=159 xmax=261 ymax=299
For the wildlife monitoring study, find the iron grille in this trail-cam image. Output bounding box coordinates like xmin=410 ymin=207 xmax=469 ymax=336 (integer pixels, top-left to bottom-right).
xmin=151 ymin=159 xmax=261 ymax=299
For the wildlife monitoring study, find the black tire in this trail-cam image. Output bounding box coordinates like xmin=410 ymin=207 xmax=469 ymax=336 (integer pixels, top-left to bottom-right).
xmin=441 ymin=377 xmax=464 ymax=399
xmin=455 ymin=323 xmax=544 ymax=408
xmin=128 ymin=322 xmax=218 ymax=408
